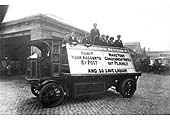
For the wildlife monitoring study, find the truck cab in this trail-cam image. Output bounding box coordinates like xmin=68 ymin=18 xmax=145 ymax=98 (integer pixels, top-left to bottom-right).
xmin=26 ymin=38 xmax=141 ymax=108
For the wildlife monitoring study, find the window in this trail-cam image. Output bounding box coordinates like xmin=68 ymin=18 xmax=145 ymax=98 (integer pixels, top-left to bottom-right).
xmin=29 ymin=46 xmax=41 ymax=58
xmin=53 ymin=54 xmax=60 ymax=63
xmin=53 ymin=45 xmax=60 ymax=53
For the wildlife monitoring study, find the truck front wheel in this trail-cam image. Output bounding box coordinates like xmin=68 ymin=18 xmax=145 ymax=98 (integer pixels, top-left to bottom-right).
xmin=31 ymin=86 xmax=40 ymax=97
xmin=120 ymin=78 xmax=136 ymax=98
xmin=39 ymin=83 xmax=64 ymax=108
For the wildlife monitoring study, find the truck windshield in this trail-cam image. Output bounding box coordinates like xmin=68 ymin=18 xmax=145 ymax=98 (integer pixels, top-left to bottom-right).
xmin=28 ymin=46 xmax=41 ymax=59
xmin=28 ymin=41 xmax=51 ymax=59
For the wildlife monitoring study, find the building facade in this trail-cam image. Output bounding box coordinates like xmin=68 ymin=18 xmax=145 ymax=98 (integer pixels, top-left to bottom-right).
xmin=123 ymin=42 xmax=143 ymax=54
xmin=0 ymin=14 xmax=87 ymax=75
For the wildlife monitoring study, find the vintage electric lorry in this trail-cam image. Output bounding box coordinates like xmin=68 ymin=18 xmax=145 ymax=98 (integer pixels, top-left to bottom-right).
xmin=26 ymin=38 xmax=141 ymax=107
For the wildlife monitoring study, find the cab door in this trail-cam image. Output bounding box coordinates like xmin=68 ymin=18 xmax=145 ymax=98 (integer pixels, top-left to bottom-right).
xmin=51 ymin=40 xmax=61 ymax=77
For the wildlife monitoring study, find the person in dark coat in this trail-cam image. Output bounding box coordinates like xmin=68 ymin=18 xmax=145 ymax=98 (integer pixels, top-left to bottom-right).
xmin=82 ymin=33 xmax=92 ymax=47
xmin=109 ymin=37 xmax=115 ymax=47
xmin=69 ymin=32 xmax=79 ymax=45
xmin=6 ymin=63 xmax=12 ymax=76
xmin=90 ymin=23 xmax=100 ymax=45
xmin=96 ymin=34 xmax=105 ymax=46
xmin=114 ymin=35 xmax=123 ymax=47
xmin=105 ymin=35 xmax=110 ymax=46
xmin=62 ymin=33 xmax=70 ymax=47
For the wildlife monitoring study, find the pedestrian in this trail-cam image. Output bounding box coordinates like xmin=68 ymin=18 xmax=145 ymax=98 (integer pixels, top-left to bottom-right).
xmin=6 ymin=63 xmax=12 ymax=76
xmin=109 ymin=37 xmax=115 ymax=47
xmin=96 ymin=35 xmax=104 ymax=46
xmin=114 ymin=35 xmax=123 ymax=47
xmin=82 ymin=33 xmax=92 ymax=47
xmin=69 ymin=32 xmax=79 ymax=45
xmin=90 ymin=23 xmax=100 ymax=45
xmin=105 ymin=35 xmax=110 ymax=46
xmin=62 ymin=33 xmax=70 ymax=47
xmin=153 ymin=59 xmax=161 ymax=74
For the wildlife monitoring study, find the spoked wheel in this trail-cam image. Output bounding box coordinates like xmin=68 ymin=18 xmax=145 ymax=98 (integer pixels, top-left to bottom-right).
xmin=39 ymin=83 xmax=64 ymax=108
xmin=120 ymin=78 xmax=136 ymax=98
xmin=31 ymin=86 xmax=40 ymax=97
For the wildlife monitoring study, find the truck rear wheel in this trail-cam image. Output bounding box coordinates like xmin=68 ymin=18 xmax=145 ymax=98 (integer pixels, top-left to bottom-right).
xmin=120 ymin=78 xmax=136 ymax=98
xmin=39 ymin=83 xmax=64 ymax=108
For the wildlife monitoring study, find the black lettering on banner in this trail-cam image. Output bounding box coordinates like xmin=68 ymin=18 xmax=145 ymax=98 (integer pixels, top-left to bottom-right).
xmin=87 ymin=68 xmax=127 ymax=74
xmin=105 ymin=69 xmax=115 ymax=73
xmin=115 ymin=69 xmax=127 ymax=73
xmin=104 ymin=69 xmax=127 ymax=73
xmin=88 ymin=60 xmax=97 ymax=65
xmin=107 ymin=48 xmax=127 ymax=53
xmin=99 ymin=69 xmax=104 ymax=73
xmin=81 ymin=51 xmax=93 ymax=55
xmin=114 ymin=61 xmax=128 ymax=66
xmin=81 ymin=60 xmax=98 ymax=65
xmin=71 ymin=55 xmax=82 ymax=59
xmin=88 ymin=69 xmax=97 ymax=73
xmin=108 ymin=62 xmax=113 ymax=65
xmin=104 ymin=57 xmax=131 ymax=62
xmin=83 ymin=56 xmax=101 ymax=60
xmin=81 ymin=60 xmax=86 ymax=65
xmin=108 ymin=53 xmax=125 ymax=57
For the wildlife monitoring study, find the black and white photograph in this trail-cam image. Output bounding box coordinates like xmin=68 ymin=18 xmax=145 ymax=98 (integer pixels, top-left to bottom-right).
xmin=0 ymin=0 xmax=170 ymax=118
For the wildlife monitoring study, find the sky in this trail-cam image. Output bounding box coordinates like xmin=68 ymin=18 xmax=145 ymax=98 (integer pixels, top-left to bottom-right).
xmin=1 ymin=0 xmax=170 ymax=51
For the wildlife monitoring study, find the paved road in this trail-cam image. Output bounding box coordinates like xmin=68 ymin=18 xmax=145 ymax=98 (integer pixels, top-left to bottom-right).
xmin=0 ymin=73 xmax=170 ymax=115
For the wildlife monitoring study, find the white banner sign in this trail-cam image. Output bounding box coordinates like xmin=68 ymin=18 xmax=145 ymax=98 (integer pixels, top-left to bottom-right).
xmin=66 ymin=44 xmax=136 ymax=75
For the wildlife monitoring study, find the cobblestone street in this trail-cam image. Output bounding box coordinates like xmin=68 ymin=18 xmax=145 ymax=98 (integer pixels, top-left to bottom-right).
xmin=0 ymin=73 xmax=170 ymax=115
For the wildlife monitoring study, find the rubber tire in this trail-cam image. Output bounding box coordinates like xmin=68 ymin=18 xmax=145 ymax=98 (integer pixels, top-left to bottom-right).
xmin=39 ymin=83 xmax=64 ymax=108
xmin=31 ymin=86 xmax=40 ymax=97
xmin=120 ymin=78 xmax=136 ymax=98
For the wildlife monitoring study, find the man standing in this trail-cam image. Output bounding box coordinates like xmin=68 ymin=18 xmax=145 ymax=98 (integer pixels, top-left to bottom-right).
xmin=90 ymin=23 xmax=100 ymax=45
xmin=6 ymin=63 xmax=12 ymax=76
xmin=114 ymin=35 xmax=123 ymax=47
